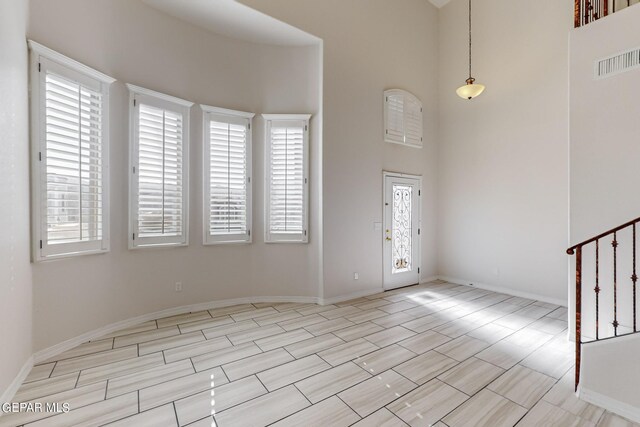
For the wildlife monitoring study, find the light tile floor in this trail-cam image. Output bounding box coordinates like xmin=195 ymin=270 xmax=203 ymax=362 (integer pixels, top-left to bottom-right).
xmin=2 ymin=281 xmax=639 ymax=427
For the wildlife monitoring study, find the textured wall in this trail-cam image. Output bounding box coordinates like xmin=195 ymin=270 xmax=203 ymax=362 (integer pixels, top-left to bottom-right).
xmin=0 ymin=0 xmax=33 ymax=398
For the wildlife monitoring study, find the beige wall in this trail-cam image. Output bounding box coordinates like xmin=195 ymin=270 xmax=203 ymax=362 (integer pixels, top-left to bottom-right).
xmin=28 ymin=0 xmax=322 ymax=351
xmin=437 ymin=0 xmax=572 ymax=304
xmin=569 ymin=5 xmax=640 ymax=339
xmin=581 ymin=334 xmax=640 ymax=421
xmin=0 ymin=0 xmax=33 ymax=397
xmin=570 ymin=5 xmax=640 ymax=243
xmin=240 ymin=0 xmax=440 ymax=298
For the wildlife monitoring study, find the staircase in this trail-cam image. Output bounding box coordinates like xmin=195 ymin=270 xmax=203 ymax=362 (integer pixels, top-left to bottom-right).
xmin=574 ymin=0 xmax=640 ymax=27
xmin=567 ymin=216 xmax=640 ymax=391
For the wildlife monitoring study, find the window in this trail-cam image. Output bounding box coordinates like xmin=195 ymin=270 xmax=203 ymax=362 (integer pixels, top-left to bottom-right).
xmin=202 ymin=106 xmax=253 ymax=244
xmin=127 ymin=84 xmax=192 ymax=248
xmin=384 ymin=89 xmax=423 ymax=148
xmin=29 ymin=41 xmax=115 ymax=261
xmin=263 ymin=114 xmax=311 ymax=243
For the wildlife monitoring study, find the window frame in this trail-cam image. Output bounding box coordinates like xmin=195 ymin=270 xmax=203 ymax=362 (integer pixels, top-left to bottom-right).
xmin=29 ymin=40 xmax=115 ymax=262
xmin=263 ymin=114 xmax=311 ymax=244
xmin=127 ymin=84 xmax=193 ymax=249
xmin=202 ymin=105 xmax=254 ymax=245
xmin=383 ymin=89 xmax=423 ymax=149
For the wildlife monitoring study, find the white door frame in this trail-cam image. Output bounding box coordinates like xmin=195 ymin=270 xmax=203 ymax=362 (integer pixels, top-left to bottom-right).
xmin=382 ymin=171 xmax=422 ymax=290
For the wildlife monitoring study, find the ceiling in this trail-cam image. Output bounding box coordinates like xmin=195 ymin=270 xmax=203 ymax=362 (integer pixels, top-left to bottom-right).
xmin=142 ymin=0 xmax=320 ymax=46
xmin=429 ymin=0 xmax=452 ymax=7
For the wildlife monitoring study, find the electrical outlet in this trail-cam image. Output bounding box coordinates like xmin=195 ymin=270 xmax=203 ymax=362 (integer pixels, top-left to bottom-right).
xmin=175 ymin=282 xmax=183 ymax=292
xmin=354 ymin=273 xmax=359 ymax=280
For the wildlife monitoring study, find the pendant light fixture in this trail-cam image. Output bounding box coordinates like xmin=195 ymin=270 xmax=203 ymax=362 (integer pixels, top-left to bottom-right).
xmin=456 ymin=0 xmax=485 ymax=100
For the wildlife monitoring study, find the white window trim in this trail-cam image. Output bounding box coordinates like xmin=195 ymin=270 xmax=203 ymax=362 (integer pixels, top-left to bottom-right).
xmin=202 ymin=105 xmax=254 ymax=245
xmin=127 ymin=84 xmax=193 ymax=249
xmin=263 ymin=114 xmax=311 ymax=244
xmin=29 ymin=40 xmax=115 ymax=262
xmin=383 ymin=89 xmax=423 ymax=149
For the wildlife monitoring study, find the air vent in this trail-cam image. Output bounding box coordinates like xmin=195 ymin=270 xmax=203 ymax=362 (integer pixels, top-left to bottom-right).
xmin=595 ymin=47 xmax=640 ymax=79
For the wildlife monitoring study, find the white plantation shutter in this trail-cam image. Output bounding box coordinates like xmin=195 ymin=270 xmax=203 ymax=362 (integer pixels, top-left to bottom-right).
xmin=384 ymin=89 xmax=423 ymax=148
xmin=385 ymin=93 xmax=405 ymax=145
xmin=30 ymin=42 xmax=114 ymax=260
xmin=203 ymin=107 xmax=253 ymax=244
xmin=264 ymin=115 xmax=310 ymax=243
xmin=128 ymin=85 xmax=192 ymax=248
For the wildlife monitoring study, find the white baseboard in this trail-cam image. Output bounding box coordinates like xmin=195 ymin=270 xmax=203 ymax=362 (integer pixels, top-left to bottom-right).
xmin=33 ymin=295 xmax=319 ymax=364
xmin=320 ymin=288 xmax=382 ymax=305
xmin=319 ymin=277 xmax=441 ymax=305
xmin=1 ymin=356 xmax=33 ymax=404
xmin=29 ymin=275 xmax=565 ymax=384
xmin=578 ymin=387 xmax=640 ymax=423
xmin=33 ymin=280 xmax=442 ymax=366
xmin=438 ymin=276 xmax=568 ymax=307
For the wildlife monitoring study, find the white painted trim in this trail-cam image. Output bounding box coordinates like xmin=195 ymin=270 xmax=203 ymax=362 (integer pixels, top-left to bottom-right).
xmin=262 ymin=114 xmax=312 ymax=121
xmin=202 ymin=111 xmax=253 ymax=245
xmin=317 ymin=277 xmax=441 ymax=305
xmin=316 ymin=41 xmax=325 ymax=303
xmin=421 ymin=275 xmax=439 ymax=284
xmin=28 ymin=40 xmax=116 ymax=84
xmin=0 ymin=356 xmax=33 ymax=404
xmin=32 ymin=285 xmax=395 ymax=364
xmin=200 ymin=104 xmax=255 ymax=119
xmin=578 ymin=387 xmax=640 ymax=423
xmin=30 ymin=276 xmax=551 ymax=367
xmin=382 ymin=171 xmax=422 ymax=290
xmin=125 ymin=83 xmax=194 ymax=107
xmin=263 ymin=116 xmax=311 ymax=243
xmin=33 ymin=296 xmax=318 ymax=364
xmin=30 ymin=51 xmax=111 ymax=261
xmin=383 ymin=89 xmax=423 ymax=149
xmin=438 ymin=276 xmax=568 ymax=307
xmin=128 ymin=88 xmax=191 ymax=249
xmin=320 ymin=288 xmax=383 ymax=305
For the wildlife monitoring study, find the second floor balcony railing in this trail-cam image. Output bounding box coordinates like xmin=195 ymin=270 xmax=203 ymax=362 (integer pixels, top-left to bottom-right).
xmin=575 ymin=0 xmax=638 ymax=27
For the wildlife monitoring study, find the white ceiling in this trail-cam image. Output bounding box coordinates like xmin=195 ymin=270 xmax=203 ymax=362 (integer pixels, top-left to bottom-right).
xmin=429 ymin=0 xmax=451 ymax=7
xmin=142 ymin=0 xmax=320 ymax=46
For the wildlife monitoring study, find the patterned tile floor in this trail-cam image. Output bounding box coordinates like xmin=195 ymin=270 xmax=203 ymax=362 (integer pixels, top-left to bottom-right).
xmin=2 ymin=280 xmax=639 ymax=427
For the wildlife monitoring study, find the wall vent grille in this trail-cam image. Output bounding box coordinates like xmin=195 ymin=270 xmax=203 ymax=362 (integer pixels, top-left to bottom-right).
xmin=595 ymin=47 xmax=640 ymax=79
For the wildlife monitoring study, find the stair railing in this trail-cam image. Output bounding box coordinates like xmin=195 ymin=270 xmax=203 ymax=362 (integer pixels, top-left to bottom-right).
xmin=575 ymin=0 xmax=609 ymax=27
xmin=567 ymin=216 xmax=640 ymax=390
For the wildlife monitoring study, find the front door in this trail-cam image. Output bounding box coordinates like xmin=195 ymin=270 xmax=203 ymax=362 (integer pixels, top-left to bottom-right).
xmin=383 ymin=173 xmax=421 ymax=290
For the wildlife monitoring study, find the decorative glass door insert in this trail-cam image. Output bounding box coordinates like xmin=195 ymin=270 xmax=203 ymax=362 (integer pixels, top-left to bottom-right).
xmin=392 ymin=184 xmax=413 ymax=274
xmin=383 ymin=173 xmax=421 ymax=290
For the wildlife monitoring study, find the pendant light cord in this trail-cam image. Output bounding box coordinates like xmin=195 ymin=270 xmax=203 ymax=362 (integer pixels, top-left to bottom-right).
xmin=468 ymin=0 xmax=472 ymax=79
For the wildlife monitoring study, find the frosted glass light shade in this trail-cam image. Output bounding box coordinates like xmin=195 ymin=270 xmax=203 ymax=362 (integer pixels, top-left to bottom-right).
xmin=456 ymin=81 xmax=485 ymax=100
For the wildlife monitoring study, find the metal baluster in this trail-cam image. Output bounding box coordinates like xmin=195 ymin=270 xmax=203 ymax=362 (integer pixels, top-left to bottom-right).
xmin=633 ymin=224 xmax=637 ymax=333
xmin=586 ymin=0 xmax=590 ymax=23
xmin=613 ymin=232 xmax=619 ymax=336
xmin=595 ymin=239 xmax=600 ymax=340
xmin=575 ymin=246 xmax=582 ymax=391
xmin=575 ymin=0 xmax=581 ymax=27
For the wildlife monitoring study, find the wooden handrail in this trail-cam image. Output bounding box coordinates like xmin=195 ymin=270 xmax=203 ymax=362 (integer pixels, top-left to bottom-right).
xmin=567 ymin=216 xmax=640 ymax=254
